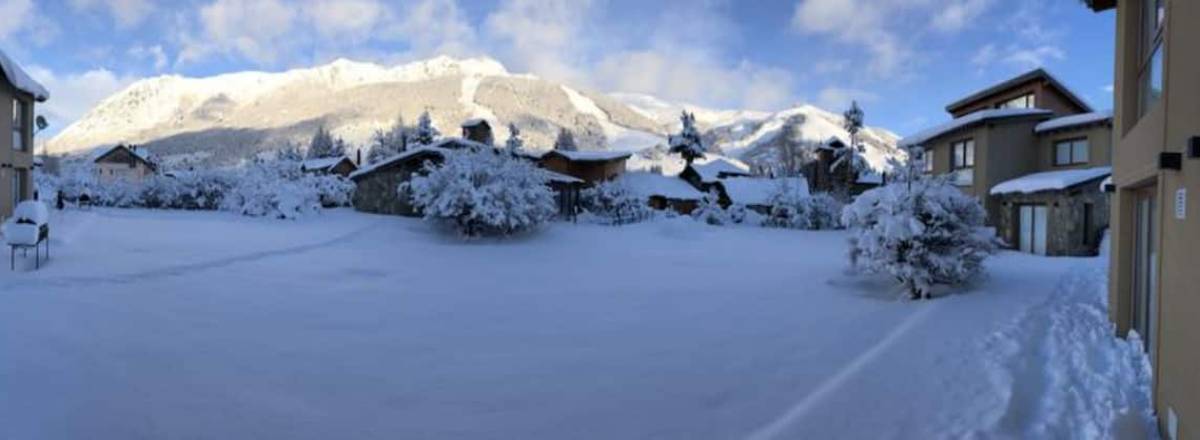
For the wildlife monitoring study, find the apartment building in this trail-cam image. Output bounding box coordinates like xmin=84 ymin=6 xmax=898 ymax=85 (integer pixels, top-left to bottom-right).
xmin=1087 ymin=1 xmax=1199 ymax=438
xmin=0 ymin=51 xmax=49 ymax=223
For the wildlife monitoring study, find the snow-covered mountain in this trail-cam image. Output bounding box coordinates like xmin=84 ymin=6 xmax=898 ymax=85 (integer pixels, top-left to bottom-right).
xmin=47 ymin=56 xmax=902 ymax=172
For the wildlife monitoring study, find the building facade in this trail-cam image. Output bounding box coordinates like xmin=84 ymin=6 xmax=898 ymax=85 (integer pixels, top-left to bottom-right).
xmin=901 ymin=69 xmax=1114 ymax=256
xmin=94 ymin=145 xmax=158 ymax=184
xmin=1088 ymin=1 xmax=1199 ymax=438
xmin=0 ymin=52 xmax=47 ymax=223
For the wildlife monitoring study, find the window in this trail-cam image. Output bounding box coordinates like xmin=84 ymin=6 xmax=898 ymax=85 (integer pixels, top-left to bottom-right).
xmin=952 ymin=139 xmax=975 ymax=169
xmin=996 ymin=93 xmax=1035 ymax=110
xmin=11 ymin=99 xmax=26 ymax=152
xmin=1054 ymin=138 xmax=1090 ymax=166
xmin=1138 ymin=0 xmax=1165 ymax=118
xmin=922 ymin=148 xmax=934 ymax=173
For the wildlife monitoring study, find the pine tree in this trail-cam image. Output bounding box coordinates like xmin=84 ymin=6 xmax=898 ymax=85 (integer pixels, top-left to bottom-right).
xmin=505 ymin=123 xmax=524 ymax=153
xmin=307 ymin=126 xmax=336 ymax=159
xmin=842 ymin=144 xmax=997 ymax=299
xmin=367 ymin=115 xmax=409 ymax=164
xmin=830 ymin=101 xmax=870 ymax=200
xmin=553 ymin=128 xmax=577 ymax=151
xmin=413 ymin=111 xmax=440 ymax=146
xmin=669 ymin=111 xmax=706 ymax=165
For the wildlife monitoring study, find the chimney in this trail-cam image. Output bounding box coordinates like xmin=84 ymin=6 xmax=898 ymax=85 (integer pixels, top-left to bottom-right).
xmin=356 ymin=149 xmax=362 ymax=165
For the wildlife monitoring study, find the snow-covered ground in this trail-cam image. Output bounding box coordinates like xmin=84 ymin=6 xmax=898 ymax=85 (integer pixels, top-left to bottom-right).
xmin=0 ymin=209 xmax=1155 ymax=439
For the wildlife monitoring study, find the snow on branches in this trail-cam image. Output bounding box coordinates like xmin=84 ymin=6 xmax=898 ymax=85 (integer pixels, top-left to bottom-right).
xmin=842 ymin=172 xmax=997 ymax=299
xmin=763 ymin=183 xmax=843 ymax=230
xmin=581 ymin=179 xmax=652 ymax=225
xmin=405 ymin=147 xmax=557 ymax=238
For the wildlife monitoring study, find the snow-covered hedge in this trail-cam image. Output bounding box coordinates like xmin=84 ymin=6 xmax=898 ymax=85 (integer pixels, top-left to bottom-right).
xmin=43 ymin=160 xmax=353 ymax=219
xmin=405 ymin=148 xmax=556 ymax=238
xmin=842 ymin=176 xmax=997 ymax=299
xmin=581 ymin=180 xmax=653 ymax=225
xmin=763 ymin=187 xmax=843 ymax=230
xmin=692 ymin=191 xmax=747 ymax=226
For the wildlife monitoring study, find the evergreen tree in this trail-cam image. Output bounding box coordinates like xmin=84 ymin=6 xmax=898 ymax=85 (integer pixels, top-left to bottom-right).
xmin=831 ymin=101 xmax=870 ymax=200
xmin=307 ymin=126 xmax=336 ymax=159
xmin=669 ymin=111 xmax=706 ymax=165
xmin=505 ymin=123 xmax=524 ymax=153
xmin=413 ymin=111 xmax=440 ymax=146
xmin=367 ymin=115 xmax=409 ymax=164
xmin=553 ymin=128 xmax=578 ymax=151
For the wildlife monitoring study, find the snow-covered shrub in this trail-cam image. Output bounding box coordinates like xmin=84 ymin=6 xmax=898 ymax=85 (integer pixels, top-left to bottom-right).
xmin=308 ymin=174 xmax=355 ymax=208
xmin=221 ymin=161 xmax=323 ymax=219
xmin=842 ymin=175 xmax=997 ymax=299
xmin=692 ymin=191 xmax=733 ymax=226
xmin=581 ymin=180 xmax=652 ymax=225
xmin=763 ymin=186 xmax=844 ymax=230
xmin=405 ymin=148 xmax=556 ymax=238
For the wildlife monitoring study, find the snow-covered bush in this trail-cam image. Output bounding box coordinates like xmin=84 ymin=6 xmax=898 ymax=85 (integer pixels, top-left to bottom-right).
xmin=692 ymin=190 xmax=734 ymax=226
xmin=405 ymin=148 xmax=556 ymax=238
xmin=310 ymin=174 xmax=355 ymax=208
xmin=581 ymin=180 xmax=653 ymax=225
xmin=842 ymin=175 xmax=997 ymax=299
xmin=220 ymin=160 xmax=325 ymax=219
xmin=763 ymin=185 xmax=844 ymax=230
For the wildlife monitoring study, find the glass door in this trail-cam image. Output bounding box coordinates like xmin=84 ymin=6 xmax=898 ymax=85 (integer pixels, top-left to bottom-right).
xmin=1018 ymin=205 xmax=1048 ymax=255
xmin=1132 ymin=187 xmax=1158 ymax=360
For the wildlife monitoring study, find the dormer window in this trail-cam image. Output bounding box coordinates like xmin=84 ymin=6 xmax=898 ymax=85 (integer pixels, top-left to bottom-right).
xmin=995 ymin=93 xmax=1035 ymax=110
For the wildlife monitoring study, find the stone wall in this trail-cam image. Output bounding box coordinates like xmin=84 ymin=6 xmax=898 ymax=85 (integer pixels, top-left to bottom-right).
xmin=995 ymin=182 xmax=1110 ymax=256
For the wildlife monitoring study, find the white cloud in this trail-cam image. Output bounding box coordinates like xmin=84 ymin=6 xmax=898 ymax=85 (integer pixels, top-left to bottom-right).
xmin=303 ymin=0 xmax=386 ymax=42
xmin=594 ymin=50 xmax=795 ymax=111
xmin=1003 ymin=45 xmax=1065 ymax=70
xmin=25 ymin=66 xmax=139 ymax=131
xmin=484 ymin=0 xmax=597 ymax=85
xmin=70 ymin=0 xmax=155 ymax=28
xmin=1103 ymin=84 xmax=1113 ymax=93
xmin=189 ymin=0 xmax=299 ymax=65
xmin=816 ymin=87 xmax=879 ymax=112
xmin=931 ymin=0 xmax=992 ymax=33
xmin=129 ymin=44 xmax=168 ymax=71
xmin=791 ymin=0 xmax=908 ymax=77
xmin=0 ymin=0 xmax=35 ymax=41
xmin=390 ymin=0 xmax=477 ymax=59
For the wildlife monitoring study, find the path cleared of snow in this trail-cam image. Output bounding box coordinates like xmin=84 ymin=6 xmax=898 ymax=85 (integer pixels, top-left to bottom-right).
xmin=0 ymin=209 xmax=1156 ymax=439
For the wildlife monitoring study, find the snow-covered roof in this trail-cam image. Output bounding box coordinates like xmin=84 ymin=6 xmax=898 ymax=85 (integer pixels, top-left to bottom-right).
xmin=621 ymin=172 xmax=706 ymax=201
xmin=990 ymin=166 xmax=1112 ymax=195
xmin=94 ymin=145 xmax=157 ymax=169
xmin=1099 ymin=176 xmax=1113 ymax=192
xmin=899 ymin=108 xmax=1053 ymax=148
xmin=302 ymin=156 xmax=354 ymax=171
xmin=690 ymin=157 xmax=752 ymax=183
xmin=349 ymin=146 xmax=449 ymax=180
xmin=544 ymin=150 xmax=633 ymax=162
xmin=721 ymin=177 xmax=809 ymax=206
xmin=946 ymin=68 xmax=1092 ymax=114
xmin=0 ymin=49 xmax=49 ymax=102
xmin=1034 ymin=110 xmax=1113 ymax=134
xmin=460 ymin=118 xmax=489 ymax=128
xmin=818 ymin=135 xmax=849 ymax=150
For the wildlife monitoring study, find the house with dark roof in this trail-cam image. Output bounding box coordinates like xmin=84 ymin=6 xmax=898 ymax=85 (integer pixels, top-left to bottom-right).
xmin=94 ymin=144 xmax=158 ymax=185
xmin=0 ymin=50 xmax=48 ymax=223
xmin=538 ymin=149 xmax=632 ymax=184
xmin=301 ymin=156 xmax=358 ymax=177
xmin=901 ymin=68 xmax=1113 ymax=256
xmin=350 ymin=136 xmax=584 ymax=218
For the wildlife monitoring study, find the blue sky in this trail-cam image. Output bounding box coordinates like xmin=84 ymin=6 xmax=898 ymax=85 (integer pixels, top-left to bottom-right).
xmin=0 ymin=0 xmax=1114 ymax=138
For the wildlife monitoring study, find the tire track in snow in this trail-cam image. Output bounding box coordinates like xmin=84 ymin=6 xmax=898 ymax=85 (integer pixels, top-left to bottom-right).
xmin=745 ymin=301 xmax=942 ymax=440
xmin=0 ymin=220 xmax=383 ymax=292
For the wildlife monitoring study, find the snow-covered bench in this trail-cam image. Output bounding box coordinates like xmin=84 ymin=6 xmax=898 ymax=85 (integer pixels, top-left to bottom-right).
xmin=3 ymin=201 xmax=50 ymax=270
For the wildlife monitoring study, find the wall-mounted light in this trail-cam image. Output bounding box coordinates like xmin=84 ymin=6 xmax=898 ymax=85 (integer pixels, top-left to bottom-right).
xmin=1160 ymin=152 xmax=1183 ymax=171
xmin=1189 ymin=136 xmax=1200 ymax=159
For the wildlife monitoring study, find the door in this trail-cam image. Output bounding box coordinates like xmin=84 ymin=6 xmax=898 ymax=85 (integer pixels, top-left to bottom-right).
xmin=1018 ymin=205 xmax=1048 ymax=255
xmin=1132 ymin=187 xmax=1159 ymax=359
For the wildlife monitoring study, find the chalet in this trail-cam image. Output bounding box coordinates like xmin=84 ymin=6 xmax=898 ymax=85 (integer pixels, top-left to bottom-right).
xmin=461 ymin=119 xmax=494 ymax=145
xmin=679 ymin=157 xmax=753 ymax=200
xmin=538 ymin=150 xmax=631 ymax=184
xmin=1084 ymin=1 xmax=1200 ymax=437
xmin=350 ymin=136 xmax=583 ymax=218
xmin=622 ymin=171 xmax=705 ymax=215
xmin=94 ymin=144 xmax=158 ymax=185
xmin=900 ymin=68 xmax=1113 ymax=256
xmin=301 ymin=156 xmax=358 ymax=177
xmin=0 ymin=50 xmax=48 ymax=223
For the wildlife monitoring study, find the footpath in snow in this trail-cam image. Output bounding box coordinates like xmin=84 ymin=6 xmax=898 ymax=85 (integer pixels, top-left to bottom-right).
xmin=0 ymin=209 xmax=1158 ymax=439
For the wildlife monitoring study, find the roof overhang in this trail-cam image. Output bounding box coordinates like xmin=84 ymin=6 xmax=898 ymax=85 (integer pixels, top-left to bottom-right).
xmin=945 ymin=68 xmax=1093 ymax=115
xmin=1086 ymin=0 xmax=1115 ymax=11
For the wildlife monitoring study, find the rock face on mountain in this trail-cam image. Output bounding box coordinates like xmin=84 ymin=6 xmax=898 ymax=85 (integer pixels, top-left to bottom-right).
xmin=47 ymin=56 xmax=902 ymax=171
